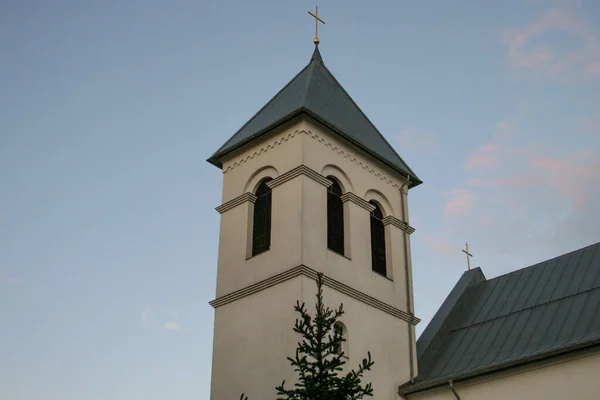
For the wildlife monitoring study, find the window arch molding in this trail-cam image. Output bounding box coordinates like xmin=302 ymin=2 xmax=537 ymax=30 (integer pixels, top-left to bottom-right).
xmin=364 ymin=189 xmax=395 ymax=218
xmin=243 ymin=165 xmax=279 ymax=194
xmin=320 ymin=164 xmax=354 ymax=193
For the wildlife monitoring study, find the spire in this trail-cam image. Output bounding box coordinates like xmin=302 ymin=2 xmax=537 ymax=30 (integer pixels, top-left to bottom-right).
xmin=208 ymin=47 xmax=422 ymax=188
xmin=311 ymin=45 xmax=323 ymax=63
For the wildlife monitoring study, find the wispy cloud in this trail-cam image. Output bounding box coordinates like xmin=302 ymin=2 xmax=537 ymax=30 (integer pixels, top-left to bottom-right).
xmin=530 ymin=152 xmax=600 ymax=209
xmin=163 ymin=322 xmax=180 ymax=331
xmin=443 ymin=188 xmax=475 ymax=217
xmin=504 ymin=2 xmax=600 ymax=80
xmin=141 ymin=305 xmax=182 ymax=331
xmin=421 ymin=234 xmax=453 ymax=254
xmin=443 ymin=116 xmax=600 ymax=265
xmin=495 ymin=120 xmax=513 ymax=132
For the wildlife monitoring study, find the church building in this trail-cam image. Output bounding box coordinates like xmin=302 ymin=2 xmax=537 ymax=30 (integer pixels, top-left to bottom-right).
xmin=206 ymin=29 xmax=600 ymax=400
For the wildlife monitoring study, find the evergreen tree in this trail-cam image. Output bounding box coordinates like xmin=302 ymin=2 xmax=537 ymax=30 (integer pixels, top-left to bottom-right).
xmin=240 ymin=273 xmax=374 ymax=400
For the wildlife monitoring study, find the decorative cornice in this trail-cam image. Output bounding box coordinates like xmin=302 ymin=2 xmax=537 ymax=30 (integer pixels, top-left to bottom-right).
xmin=383 ymin=215 xmax=416 ymax=234
xmin=341 ymin=192 xmax=375 ymax=212
xmin=223 ymin=128 xmax=404 ymax=191
xmin=304 ymin=130 xmax=403 ymax=189
xmin=209 ymin=265 xmax=420 ymax=325
xmin=267 ymin=165 xmax=332 ymax=189
xmin=223 ymin=129 xmax=302 ymax=173
xmin=215 ymin=192 xmax=256 ymax=214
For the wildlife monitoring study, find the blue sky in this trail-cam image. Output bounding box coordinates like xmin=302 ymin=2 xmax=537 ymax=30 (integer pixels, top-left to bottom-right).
xmin=1 ymin=0 xmax=599 ymax=399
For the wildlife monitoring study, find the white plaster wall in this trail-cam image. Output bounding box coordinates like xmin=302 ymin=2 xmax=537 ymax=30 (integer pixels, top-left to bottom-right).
xmin=301 ymin=275 xmax=412 ymax=400
xmin=210 ymin=274 xmax=414 ymax=400
xmin=407 ymin=349 xmax=600 ymax=400
xmin=211 ymin=117 xmax=418 ymax=399
xmin=298 ymin=120 xmax=413 ymax=313
xmin=215 ymin=119 xmax=416 ymax=309
xmin=210 ymin=277 xmax=302 ymax=400
xmin=215 ymin=124 xmax=305 ymax=297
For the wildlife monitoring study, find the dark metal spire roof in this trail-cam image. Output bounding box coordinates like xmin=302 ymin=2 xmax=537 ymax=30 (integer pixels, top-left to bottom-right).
xmin=207 ymin=46 xmax=421 ymax=187
xmin=401 ymin=241 xmax=600 ymax=395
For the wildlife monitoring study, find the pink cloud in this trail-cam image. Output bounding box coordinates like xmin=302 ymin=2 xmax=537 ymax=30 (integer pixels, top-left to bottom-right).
xmin=444 ymin=189 xmax=475 ymax=217
xmin=495 ymin=121 xmax=513 ymax=131
xmin=504 ymin=4 xmax=600 ymax=80
xmin=466 ymin=143 xmax=502 ymax=169
xmin=163 ymin=322 xmax=180 ymax=331
xmin=421 ymin=235 xmax=454 ymax=254
xmin=530 ymin=155 xmax=600 ymax=209
xmin=438 ymin=103 xmax=600 ymax=279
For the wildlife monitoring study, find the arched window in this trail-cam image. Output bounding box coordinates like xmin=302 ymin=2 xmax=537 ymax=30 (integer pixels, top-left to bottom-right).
xmin=252 ymin=179 xmax=272 ymax=256
xmin=370 ymin=202 xmax=386 ymax=276
xmin=333 ymin=322 xmax=348 ymax=357
xmin=327 ymin=178 xmax=345 ymax=255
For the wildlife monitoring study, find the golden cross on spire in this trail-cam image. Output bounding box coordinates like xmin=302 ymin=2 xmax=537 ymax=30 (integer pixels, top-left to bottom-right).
xmin=462 ymin=242 xmax=473 ymax=271
xmin=308 ymin=6 xmax=326 ymax=45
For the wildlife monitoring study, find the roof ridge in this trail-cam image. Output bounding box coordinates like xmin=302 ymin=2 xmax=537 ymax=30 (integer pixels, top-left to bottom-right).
xmin=303 ymin=50 xmax=321 ymax=108
xmin=211 ymin=61 xmax=313 ymax=156
xmin=484 ymin=241 xmax=600 ymax=284
xmin=314 ymin=60 xmax=419 ymax=179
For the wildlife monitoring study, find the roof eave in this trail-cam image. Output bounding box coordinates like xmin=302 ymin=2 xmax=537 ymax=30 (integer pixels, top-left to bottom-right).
xmin=207 ymin=108 xmax=423 ymax=188
xmin=399 ymin=337 xmax=600 ymax=395
xmin=206 ymin=108 xmax=307 ymax=170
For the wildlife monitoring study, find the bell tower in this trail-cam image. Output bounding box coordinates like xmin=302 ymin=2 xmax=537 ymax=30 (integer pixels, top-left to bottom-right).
xmin=207 ymin=43 xmax=422 ymax=400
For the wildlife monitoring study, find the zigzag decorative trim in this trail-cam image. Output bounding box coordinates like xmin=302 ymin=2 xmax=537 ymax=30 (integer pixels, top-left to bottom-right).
xmin=222 ymin=129 xmax=405 ymax=191
xmin=304 ymin=130 xmax=403 ymax=190
xmin=267 ymin=165 xmax=332 ymax=189
xmin=209 ymin=265 xmax=421 ymax=325
xmin=382 ymin=216 xmax=416 ymax=234
xmin=341 ymin=192 xmax=376 ymax=212
xmin=215 ymin=192 xmax=256 ymax=214
xmin=223 ymin=129 xmax=301 ymax=173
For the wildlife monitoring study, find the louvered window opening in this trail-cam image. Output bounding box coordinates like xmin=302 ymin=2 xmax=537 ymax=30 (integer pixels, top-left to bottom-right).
xmin=333 ymin=322 xmax=344 ymax=355
xmin=370 ymin=203 xmax=387 ymax=276
xmin=252 ymin=180 xmax=272 ymax=256
xmin=327 ymin=179 xmax=345 ymax=255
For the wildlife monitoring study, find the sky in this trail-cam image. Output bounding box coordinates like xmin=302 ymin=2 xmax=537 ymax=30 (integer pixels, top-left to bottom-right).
xmin=1 ymin=0 xmax=599 ymax=399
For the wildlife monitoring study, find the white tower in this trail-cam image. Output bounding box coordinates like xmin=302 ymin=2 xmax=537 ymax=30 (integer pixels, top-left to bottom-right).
xmin=207 ymin=45 xmax=422 ymax=400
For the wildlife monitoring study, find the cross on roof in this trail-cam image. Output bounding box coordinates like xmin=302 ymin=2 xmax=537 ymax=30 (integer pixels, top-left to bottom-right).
xmin=307 ymin=6 xmax=326 ymax=45
xmin=462 ymin=242 xmax=473 ymax=271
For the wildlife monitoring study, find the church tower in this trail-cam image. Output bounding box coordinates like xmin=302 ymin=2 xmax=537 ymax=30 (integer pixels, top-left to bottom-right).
xmin=207 ymin=40 xmax=422 ymax=399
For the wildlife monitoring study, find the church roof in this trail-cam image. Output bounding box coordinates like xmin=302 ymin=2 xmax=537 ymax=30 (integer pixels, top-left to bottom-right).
xmin=401 ymin=241 xmax=600 ymax=394
xmin=207 ymin=46 xmax=421 ymax=187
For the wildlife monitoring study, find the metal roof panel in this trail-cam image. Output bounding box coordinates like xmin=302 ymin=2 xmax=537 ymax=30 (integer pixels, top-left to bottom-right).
xmin=412 ymin=241 xmax=600 ymax=390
